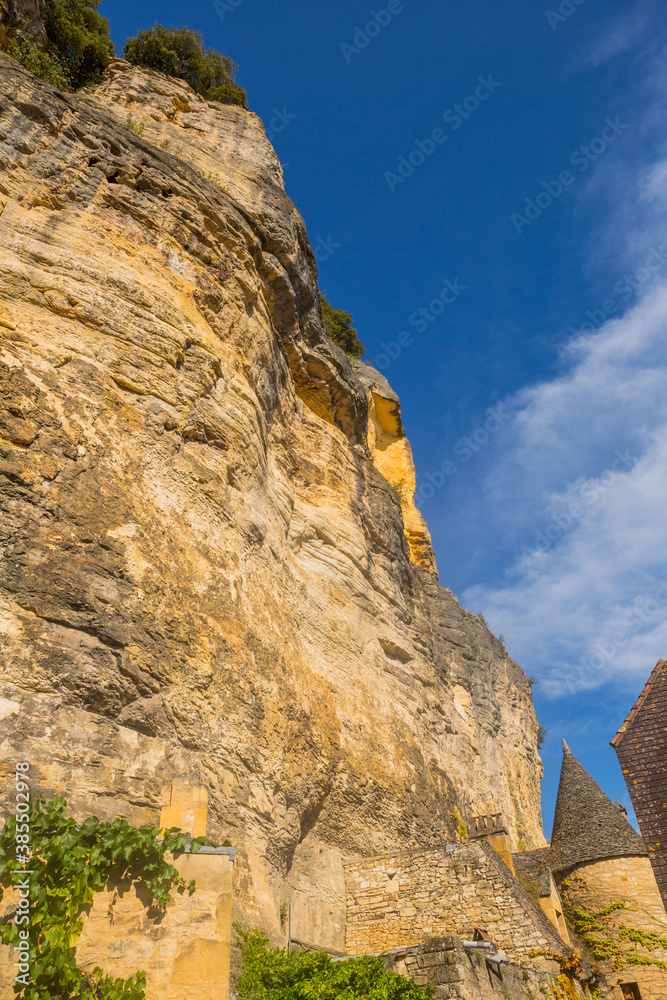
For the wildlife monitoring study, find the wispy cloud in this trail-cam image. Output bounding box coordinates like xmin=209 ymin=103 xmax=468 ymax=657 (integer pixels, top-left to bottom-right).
xmin=462 ymin=20 xmax=667 ymax=696
xmin=584 ymin=4 xmax=653 ymax=67
xmin=464 ymin=280 xmax=667 ymax=695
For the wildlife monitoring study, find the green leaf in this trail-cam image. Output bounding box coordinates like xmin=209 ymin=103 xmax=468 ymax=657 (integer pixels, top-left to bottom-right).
xmin=0 ymin=793 xmax=198 ymax=1000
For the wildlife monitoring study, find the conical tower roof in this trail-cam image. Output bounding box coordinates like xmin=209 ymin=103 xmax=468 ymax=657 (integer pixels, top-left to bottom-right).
xmin=548 ymin=740 xmax=646 ymax=873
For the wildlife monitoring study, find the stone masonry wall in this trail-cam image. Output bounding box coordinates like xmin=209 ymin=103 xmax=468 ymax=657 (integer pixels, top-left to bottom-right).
xmin=344 ymin=840 xmax=567 ymax=961
xmin=612 ymin=660 xmax=667 ymax=914
xmin=383 ymin=936 xmax=587 ymax=1000
xmin=558 ymin=857 xmax=667 ymax=1000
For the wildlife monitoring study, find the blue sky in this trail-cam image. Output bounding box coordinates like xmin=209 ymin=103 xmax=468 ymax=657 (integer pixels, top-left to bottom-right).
xmin=106 ymin=0 xmax=667 ymax=838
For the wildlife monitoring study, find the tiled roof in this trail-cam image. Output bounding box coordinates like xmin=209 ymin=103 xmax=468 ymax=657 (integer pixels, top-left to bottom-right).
xmin=611 ymin=659 xmax=667 ymax=749
xmin=548 ymin=740 xmax=646 ymax=874
xmin=611 ymin=659 xmax=667 ymax=913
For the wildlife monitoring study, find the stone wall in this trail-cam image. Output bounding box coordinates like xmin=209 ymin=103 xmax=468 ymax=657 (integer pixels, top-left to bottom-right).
xmin=344 ymin=840 xmax=567 ymax=960
xmin=612 ymin=659 xmax=667 ymax=914
xmin=557 ymin=857 xmax=667 ymax=1000
xmin=381 ymin=935 xmax=587 ymax=1000
xmin=0 ymin=850 xmax=234 ymax=1000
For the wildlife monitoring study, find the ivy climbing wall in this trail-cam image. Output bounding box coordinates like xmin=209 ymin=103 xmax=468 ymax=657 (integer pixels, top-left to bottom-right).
xmin=557 ymin=859 xmax=667 ymax=1000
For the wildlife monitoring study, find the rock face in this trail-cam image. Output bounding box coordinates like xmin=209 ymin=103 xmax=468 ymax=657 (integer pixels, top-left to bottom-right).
xmin=0 ymin=0 xmax=47 ymax=48
xmin=0 ymin=56 xmax=545 ymax=939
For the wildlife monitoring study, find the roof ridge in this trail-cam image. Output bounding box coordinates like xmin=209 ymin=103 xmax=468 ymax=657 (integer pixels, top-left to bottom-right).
xmin=611 ymin=658 xmax=667 ymax=748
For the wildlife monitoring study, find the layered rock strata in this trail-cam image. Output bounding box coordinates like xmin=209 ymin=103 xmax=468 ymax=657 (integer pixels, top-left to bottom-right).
xmin=0 ymin=55 xmax=545 ymax=938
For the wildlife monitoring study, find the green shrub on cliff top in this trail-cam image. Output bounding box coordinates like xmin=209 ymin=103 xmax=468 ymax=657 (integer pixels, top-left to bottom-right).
xmin=320 ymin=293 xmax=365 ymax=358
xmin=42 ymin=0 xmax=113 ymax=88
xmin=5 ymin=38 xmax=71 ymax=89
xmin=122 ymin=25 xmax=247 ymax=107
xmin=6 ymin=0 xmax=112 ymax=89
xmin=236 ymin=927 xmax=434 ymax=999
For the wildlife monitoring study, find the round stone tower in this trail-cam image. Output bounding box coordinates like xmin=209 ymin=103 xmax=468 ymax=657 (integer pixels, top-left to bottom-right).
xmin=549 ymin=741 xmax=667 ymax=1000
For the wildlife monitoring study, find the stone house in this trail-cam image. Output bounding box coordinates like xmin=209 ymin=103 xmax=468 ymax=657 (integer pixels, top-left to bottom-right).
xmin=611 ymin=658 xmax=667 ymax=914
xmin=548 ymin=741 xmax=667 ymax=1000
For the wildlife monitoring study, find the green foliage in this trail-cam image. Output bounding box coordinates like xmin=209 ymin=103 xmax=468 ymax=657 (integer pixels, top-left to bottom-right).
xmin=388 ymin=478 xmax=407 ymax=504
xmin=6 ymin=0 xmax=112 ymax=89
xmin=618 ymin=924 xmax=667 ymax=971
xmin=320 ymin=294 xmax=365 ymax=359
xmin=196 ymin=169 xmax=229 ymax=192
xmin=624 ymin=953 xmax=667 ymax=972
xmin=125 ymin=112 xmax=144 ymax=135
xmin=536 ymin=723 xmax=548 ymax=749
xmin=235 ymin=927 xmax=434 ymax=999
xmin=6 ymin=38 xmax=71 ymax=89
xmin=569 ymin=907 xmax=605 ymax=935
xmin=0 ymin=795 xmax=222 ymax=1000
xmin=122 ymin=24 xmax=247 ymax=107
xmin=207 ymin=82 xmax=248 ymax=106
xmin=582 ymin=936 xmax=620 ymax=962
xmin=619 ymin=924 xmax=667 ymax=951
xmin=527 ymin=676 xmax=539 ymax=687
xmin=594 ymin=900 xmax=628 ymax=918
xmin=523 ymin=878 xmax=541 ymax=901
xmin=42 ymin=0 xmax=113 ymax=89
xmin=557 ymin=874 xmax=667 ymax=977
xmin=560 ymin=891 xmax=627 ymax=969
xmin=449 ymin=806 xmax=468 ymax=842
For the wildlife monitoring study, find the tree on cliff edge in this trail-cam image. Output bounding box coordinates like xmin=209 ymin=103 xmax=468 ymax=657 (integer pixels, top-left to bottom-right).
xmin=123 ymin=24 xmax=247 ymax=108
xmin=320 ymin=293 xmax=365 ymax=358
xmin=42 ymin=0 xmax=113 ymax=87
xmin=5 ymin=0 xmax=113 ymax=89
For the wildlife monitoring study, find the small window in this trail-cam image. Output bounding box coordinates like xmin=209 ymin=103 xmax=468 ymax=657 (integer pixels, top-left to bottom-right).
xmin=620 ymin=983 xmax=641 ymax=1000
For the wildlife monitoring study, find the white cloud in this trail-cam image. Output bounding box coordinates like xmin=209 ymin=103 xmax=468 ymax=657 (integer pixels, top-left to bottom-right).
xmin=586 ymin=9 xmax=650 ymax=67
xmin=464 ymin=278 xmax=667 ymax=697
xmin=459 ymin=17 xmax=667 ymax=699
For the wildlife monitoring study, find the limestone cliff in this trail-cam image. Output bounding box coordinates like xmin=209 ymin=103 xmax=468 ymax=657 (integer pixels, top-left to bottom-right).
xmin=0 ymin=56 xmax=545 ymax=943
xmin=0 ymin=0 xmax=47 ymax=49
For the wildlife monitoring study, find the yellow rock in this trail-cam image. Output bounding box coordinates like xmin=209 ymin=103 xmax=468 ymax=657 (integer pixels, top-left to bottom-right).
xmin=0 ymin=54 xmax=546 ymax=957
